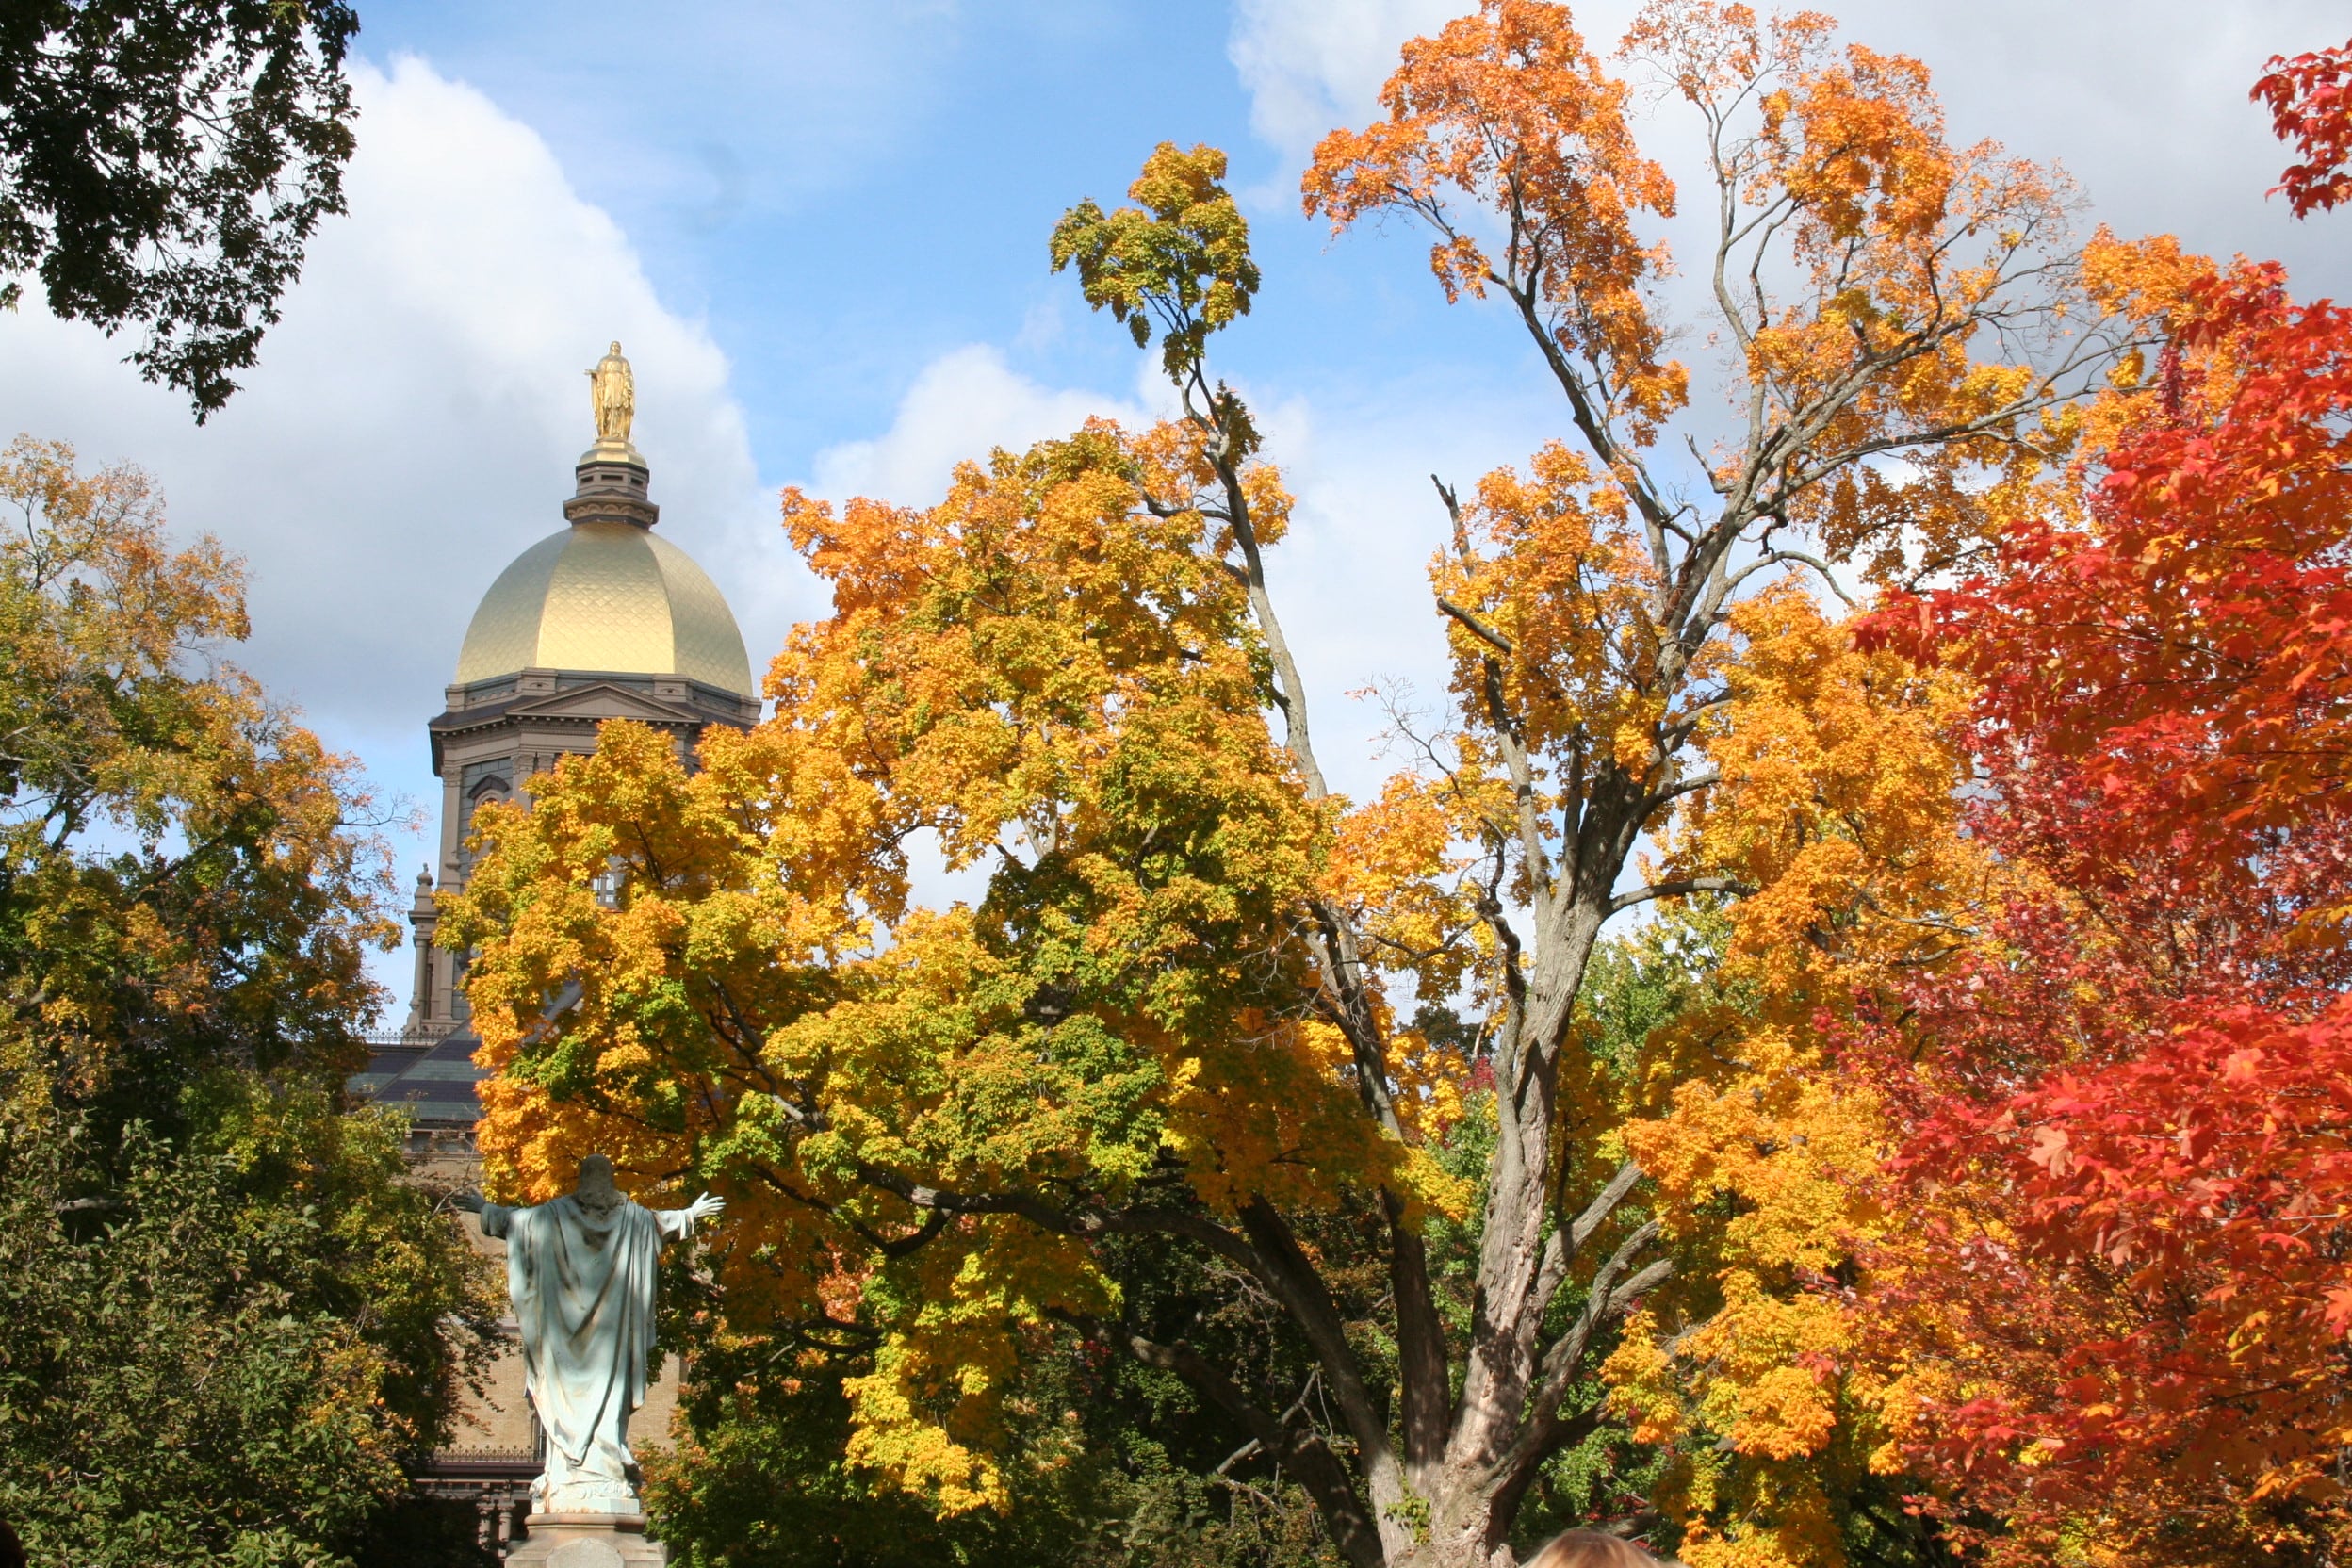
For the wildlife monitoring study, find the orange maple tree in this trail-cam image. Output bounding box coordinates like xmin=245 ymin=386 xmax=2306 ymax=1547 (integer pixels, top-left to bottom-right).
xmin=445 ymin=7 xmax=2172 ymax=1566
xmin=1596 ymin=589 xmax=1987 ymax=1568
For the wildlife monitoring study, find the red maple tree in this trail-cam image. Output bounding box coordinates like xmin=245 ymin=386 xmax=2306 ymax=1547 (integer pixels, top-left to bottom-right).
xmin=2255 ymin=35 xmax=2352 ymax=216
xmin=1853 ymin=103 xmax=2352 ymax=1560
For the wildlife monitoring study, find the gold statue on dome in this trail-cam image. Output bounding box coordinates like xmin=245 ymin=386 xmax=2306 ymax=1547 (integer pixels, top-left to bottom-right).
xmin=586 ymin=341 xmax=634 ymax=445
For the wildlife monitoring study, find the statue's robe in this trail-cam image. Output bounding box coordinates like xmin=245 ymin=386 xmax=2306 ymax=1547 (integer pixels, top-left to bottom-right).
xmin=480 ymin=1194 xmax=694 ymax=1512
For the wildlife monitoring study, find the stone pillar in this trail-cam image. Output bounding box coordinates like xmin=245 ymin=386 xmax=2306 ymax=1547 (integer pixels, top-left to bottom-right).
xmin=403 ymin=867 xmax=438 ymax=1033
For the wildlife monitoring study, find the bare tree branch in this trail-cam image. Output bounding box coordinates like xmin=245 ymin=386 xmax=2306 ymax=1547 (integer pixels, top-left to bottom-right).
xmin=1608 ymin=876 xmax=1753 ymax=917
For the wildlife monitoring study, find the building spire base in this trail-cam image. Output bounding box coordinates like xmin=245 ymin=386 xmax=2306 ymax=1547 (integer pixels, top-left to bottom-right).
xmin=568 ymin=341 xmax=658 ymax=527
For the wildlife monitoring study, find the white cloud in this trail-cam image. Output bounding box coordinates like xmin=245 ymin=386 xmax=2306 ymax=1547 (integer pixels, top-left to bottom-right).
xmin=1227 ymin=0 xmax=1465 ymax=163
xmin=1838 ymin=0 xmax=2348 ymax=301
xmin=809 ymin=344 xmax=1145 ymax=506
xmin=1228 ymin=0 xmax=2348 ymax=299
xmin=0 ymin=56 xmax=798 ymax=1011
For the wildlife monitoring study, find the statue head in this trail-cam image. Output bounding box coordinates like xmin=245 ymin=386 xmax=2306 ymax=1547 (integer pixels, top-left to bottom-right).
xmin=575 ymin=1152 xmax=622 ymax=1214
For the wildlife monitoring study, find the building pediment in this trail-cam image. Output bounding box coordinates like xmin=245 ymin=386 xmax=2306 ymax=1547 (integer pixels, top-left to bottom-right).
xmin=504 ymin=680 xmax=703 ymax=725
xmin=430 ymin=681 xmax=703 ymax=739
xmin=427 ymin=679 xmax=721 ymax=774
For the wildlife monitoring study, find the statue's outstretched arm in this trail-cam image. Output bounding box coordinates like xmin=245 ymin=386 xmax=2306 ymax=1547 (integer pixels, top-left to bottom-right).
xmin=451 ymin=1190 xmax=514 ymax=1237
xmin=659 ymin=1191 xmax=726 ymax=1240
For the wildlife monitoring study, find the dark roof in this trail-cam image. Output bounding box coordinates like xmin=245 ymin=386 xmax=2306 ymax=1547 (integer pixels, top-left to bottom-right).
xmin=351 ymin=1029 xmax=486 ymax=1128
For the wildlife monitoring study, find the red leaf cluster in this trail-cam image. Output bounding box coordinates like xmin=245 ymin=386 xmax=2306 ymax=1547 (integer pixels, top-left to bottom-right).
xmin=1875 ymin=255 xmax=2352 ymax=1008
xmin=2254 ymin=37 xmax=2352 ymax=217
xmin=1854 ymin=231 xmax=2352 ymax=1559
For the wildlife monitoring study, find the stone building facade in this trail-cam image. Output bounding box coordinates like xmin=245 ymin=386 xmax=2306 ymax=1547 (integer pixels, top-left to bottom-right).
xmin=352 ymin=353 xmax=760 ymax=1558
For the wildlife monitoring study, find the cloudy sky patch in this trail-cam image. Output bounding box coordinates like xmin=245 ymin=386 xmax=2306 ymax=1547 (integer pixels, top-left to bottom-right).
xmin=2 ymin=1 xmax=2343 ymax=1011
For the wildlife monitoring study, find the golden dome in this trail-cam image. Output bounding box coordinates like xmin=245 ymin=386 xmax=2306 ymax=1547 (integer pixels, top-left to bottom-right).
xmin=454 ymin=518 xmax=754 ymax=696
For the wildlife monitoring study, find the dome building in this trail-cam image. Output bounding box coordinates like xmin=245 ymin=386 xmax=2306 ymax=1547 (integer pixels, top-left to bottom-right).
xmin=396 ymin=342 xmax=760 ymax=1045
xmin=351 ymin=346 xmax=756 ymax=1555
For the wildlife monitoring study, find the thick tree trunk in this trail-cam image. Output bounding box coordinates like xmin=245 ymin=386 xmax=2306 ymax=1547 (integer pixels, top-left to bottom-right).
xmin=1390 ymin=864 xmax=1639 ymax=1568
xmin=1189 ymin=400 xmax=1673 ymax=1568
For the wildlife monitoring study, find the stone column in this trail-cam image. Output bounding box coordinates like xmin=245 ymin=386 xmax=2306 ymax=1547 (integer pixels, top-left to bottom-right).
xmin=402 ymin=867 xmax=438 ymax=1033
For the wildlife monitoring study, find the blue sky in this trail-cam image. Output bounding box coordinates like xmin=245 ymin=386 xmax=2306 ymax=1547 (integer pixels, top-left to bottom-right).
xmin=365 ymin=3 xmax=1271 ymax=460
xmin=354 ymin=0 xmax=2352 ymax=475
xmin=349 ymin=0 xmax=1609 ymax=466
xmin=2 ymin=0 xmax=2345 ymax=1015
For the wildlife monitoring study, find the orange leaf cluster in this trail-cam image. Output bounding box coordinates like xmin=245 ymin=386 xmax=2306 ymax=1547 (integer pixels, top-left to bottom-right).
xmin=447 ymin=423 xmax=1469 ymax=1512
xmin=1601 ymin=591 xmax=1987 ymax=1568
xmin=1304 ymin=0 xmax=1685 ymax=439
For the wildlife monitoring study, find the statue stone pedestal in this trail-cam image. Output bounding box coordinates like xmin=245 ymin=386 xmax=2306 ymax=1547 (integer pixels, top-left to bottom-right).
xmin=504 ymin=1511 xmax=666 ymax=1567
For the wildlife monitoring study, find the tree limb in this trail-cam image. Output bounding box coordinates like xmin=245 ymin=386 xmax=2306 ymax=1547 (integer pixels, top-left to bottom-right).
xmin=1437 ymin=597 xmax=1515 ymax=656
xmin=1607 ymin=876 xmax=1752 ymax=916
xmin=1097 ymin=1321 xmax=1386 ymax=1568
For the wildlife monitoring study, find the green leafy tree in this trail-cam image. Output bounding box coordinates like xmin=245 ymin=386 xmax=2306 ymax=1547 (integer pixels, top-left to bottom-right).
xmin=0 ymin=1 xmax=361 ymax=416
xmin=0 ymin=436 xmax=497 ymax=1560
xmin=645 ymin=1294 xmax=1345 ymax=1568
xmin=0 ymin=1089 xmax=493 ymax=1568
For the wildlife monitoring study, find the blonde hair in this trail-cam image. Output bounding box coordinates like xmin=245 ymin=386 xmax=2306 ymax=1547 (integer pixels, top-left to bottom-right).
xmin=1521 ymin=1528 xmax=1668 ymax=1568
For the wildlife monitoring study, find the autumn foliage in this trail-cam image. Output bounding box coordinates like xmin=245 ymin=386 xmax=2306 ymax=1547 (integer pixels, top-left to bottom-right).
xmin=0 ymin=441 xmax=495 ymax=1566
xmin=2255 ymin=36 xmax=2352 ymax=216
xmin=1595 ymin=108 xmax=2352 ymax=1559
xmin=449 ymin=423 xmax=1445 ymax=1520
xmin=444 ymin=7 xmax=2352 ymax=1568
xmin=0 ymin=437 xmax=396 ymax=1119
xmin=1843 ymin=221 xmax=2352 ymax=1563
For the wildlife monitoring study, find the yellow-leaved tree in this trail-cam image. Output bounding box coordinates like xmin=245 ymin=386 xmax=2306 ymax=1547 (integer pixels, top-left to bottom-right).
xmin=1598 ymin=591 xmax=1996 ymax=1568
xmin=446 ymin=6 xmax=2178 ymax=1565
